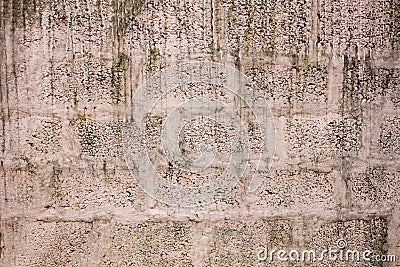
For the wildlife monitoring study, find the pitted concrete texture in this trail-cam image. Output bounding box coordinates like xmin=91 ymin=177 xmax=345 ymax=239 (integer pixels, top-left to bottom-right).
xmin=1 ymin=0 xmax=399 ymax=266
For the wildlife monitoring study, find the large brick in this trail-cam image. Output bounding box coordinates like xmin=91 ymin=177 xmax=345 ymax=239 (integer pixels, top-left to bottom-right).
xmin=100 ymin=221 xmax=194 ymax=267
xmin=2 ymin=160 xmax=145 ymax=213
xmin=317 ymin=0 xmax=399 ymax=58
xmin=304 ymin=217 xmax=388 ymax=267
xmin=244 ymin=62 xmax=329 ymax=115
xmin=4 ymin=115 xmax=67 ymax=161
xmin=1 ymin=220 xmax=94 ymax=267
xmin=75 ymin=116 xmax=124 ymax=160
xmin=366 ymin=113 xmax=400 ymax=160
xmin=221 ymin=0 xmax=312 ymax=58
xmin=376 ymin=116 xmax=400 ymax=158
xmin=205 ymin=219 xmax=294 ymax=267
xmin=285 ymin=115 xmax=362 ymax=164
xmin=346 ymin=166 xmax=400 ymax=209
xmin=342 ymin=57 xmax=400 ymax=114
xmin=253 ymin=168 xmax=337 ymax=211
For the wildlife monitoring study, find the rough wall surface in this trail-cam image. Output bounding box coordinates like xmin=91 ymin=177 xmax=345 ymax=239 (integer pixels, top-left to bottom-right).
xmin=0 ymin=0 xmax=399 ymax=266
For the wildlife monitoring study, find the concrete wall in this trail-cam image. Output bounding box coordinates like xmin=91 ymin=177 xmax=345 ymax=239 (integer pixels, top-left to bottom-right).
xmin=0 ymin=0 xmax=399 ymax=266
